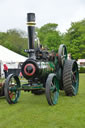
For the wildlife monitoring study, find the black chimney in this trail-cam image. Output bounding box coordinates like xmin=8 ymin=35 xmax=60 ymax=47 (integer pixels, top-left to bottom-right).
xmin=27 ymin=13 xmax=35 ymax=49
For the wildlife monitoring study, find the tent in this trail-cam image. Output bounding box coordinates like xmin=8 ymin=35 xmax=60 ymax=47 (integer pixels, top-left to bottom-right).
xmin=77 ymin=59 xmax=85 ymax=68
xmin=0 ymin=45 xmax=27 ymax=78
xmin=0 ymin=45 xmax=27 ymax=63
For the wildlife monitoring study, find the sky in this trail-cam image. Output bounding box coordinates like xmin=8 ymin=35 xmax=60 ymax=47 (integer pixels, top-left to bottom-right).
xmin=0 ymin=0 xmax=85 ymax=33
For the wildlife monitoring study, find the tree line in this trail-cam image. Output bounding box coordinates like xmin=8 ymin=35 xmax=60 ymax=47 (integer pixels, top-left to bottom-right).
xmin=0 ymin=29 xmax=28 ymax=56
xmin=0 ymin=19 xmax=85 ymax=59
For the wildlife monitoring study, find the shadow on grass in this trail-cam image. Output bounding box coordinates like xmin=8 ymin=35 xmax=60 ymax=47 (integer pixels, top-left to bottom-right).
xmin=19 ymin=92 xmax=48 ymax=107
xmin=0 ymin=96 xmax=5 ymax=99
xmin=0 ymin=90 xmax=67 ymax=107
xmin=59 ymin=90 xmax=66 ymax=97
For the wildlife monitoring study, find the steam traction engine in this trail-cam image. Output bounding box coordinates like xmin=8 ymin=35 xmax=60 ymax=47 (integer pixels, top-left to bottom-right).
xmin=4 ymin=13 xmax=79 ymax=105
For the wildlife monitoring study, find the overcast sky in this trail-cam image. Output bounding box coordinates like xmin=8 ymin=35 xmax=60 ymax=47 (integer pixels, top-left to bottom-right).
xmin=0 ymin=0 xmax=85 ymax=33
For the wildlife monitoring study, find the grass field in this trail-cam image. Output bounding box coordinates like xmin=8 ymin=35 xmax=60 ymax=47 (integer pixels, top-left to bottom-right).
xmin=0 ymin=74 xmax=85 ymax=128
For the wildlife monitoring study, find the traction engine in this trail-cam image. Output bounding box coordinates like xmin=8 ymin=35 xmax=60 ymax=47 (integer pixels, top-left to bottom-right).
xmin=4 ymin=13 xmax=79 ymax=105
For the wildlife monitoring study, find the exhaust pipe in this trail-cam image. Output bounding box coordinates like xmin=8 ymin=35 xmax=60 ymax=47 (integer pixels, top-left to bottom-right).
xmin=27 ymin=13 xmax=35 ymax=49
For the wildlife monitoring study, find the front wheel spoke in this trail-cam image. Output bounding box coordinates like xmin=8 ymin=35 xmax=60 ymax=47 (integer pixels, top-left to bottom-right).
xmin=53 ymin=92 xmax=58 ymax=101
xmin=51 ymin=91 xmax=54 ymax=98
xmin=50 ymin=86 xmax=56 ymax=91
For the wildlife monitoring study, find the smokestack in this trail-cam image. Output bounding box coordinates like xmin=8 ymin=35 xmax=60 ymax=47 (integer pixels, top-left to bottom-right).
xmin=27 ymin=13 xmax=35 ymax=49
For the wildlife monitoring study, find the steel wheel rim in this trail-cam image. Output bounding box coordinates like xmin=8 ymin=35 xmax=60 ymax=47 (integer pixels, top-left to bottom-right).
xmin=58 ymin=44 xmax=67 ymax=67
xmin=71 ymin=62 xmax=79 ymax=95
xmin=61 ymin=46 xmax=67 ymax=64
xmin=8 ymin=76 xmax=20 ymax=103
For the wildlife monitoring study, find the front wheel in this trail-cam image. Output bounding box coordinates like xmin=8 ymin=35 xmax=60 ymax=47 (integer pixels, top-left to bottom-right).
xmin=4 ymin=74 xmax=21 ymax=104
xmin=45 ymin=73 xmax=59 ymax=105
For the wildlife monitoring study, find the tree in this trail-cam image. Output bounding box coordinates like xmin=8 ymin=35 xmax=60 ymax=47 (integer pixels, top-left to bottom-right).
xmin=62 ymin=19 xmax=85 ymax=59
xmin=37 ymin=23 xmax=62 ymax=51
xmin=0 ymin=29 xmax=28 ymax=56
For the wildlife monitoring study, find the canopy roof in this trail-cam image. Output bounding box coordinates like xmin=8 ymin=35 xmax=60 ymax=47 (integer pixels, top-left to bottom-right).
xmin=78 ymin=59 xmax=85 ymax=62
xmin=0 ymin=45 xmax=27 ymax=63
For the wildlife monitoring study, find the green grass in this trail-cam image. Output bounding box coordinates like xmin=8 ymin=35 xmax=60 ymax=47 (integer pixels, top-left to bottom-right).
xmin=0 ymin=74 xmax=85 ymax=128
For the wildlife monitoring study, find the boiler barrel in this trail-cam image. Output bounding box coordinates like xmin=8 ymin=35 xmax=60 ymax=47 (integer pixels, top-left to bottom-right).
xmin=21 ymin=59 xmax=55 ymax=83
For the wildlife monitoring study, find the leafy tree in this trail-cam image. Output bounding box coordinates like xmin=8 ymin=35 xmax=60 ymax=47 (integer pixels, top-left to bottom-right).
xmin=37 ymin=23 xmax=62 ymax=51
xmin=0 ymin=32 xmax=7 ymax=45
xmin=0 ymin=29 xmax=28 ymax=56
xmin=0 ymin=19 xmax=85 ymax=60
xmin=62 ymin=19 xmax=85 ymax=59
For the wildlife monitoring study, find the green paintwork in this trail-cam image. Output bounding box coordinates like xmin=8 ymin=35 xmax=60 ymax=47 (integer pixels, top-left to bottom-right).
xmin=49 ymin=62 xmax=55 ymax=70
xmin=50 ymin=76 xmax=59 ymax=105
xmin=9 ymin=83 xmax=44 ymax=91
xmin=71 ymin=62 xmax=79 ymax=95
xmin=54 ymin=56 xmax=62 ymax=80
xmin=22 ymin=83 xmax=44 ymax=90
xmin=12 ymin=90 xmax=20 ymax=104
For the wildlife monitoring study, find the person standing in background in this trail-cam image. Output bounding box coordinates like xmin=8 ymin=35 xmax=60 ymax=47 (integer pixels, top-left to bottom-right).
xmin=3 ymin=64 xmax=8 ymax=78
xmin=19 ymin=71 xmax=23 ymax=78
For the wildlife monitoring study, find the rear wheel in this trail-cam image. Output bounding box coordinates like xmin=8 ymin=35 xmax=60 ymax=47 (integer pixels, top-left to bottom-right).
xmin=58 ymin=44 xmax=67 ymax=67
xmin=4 ymin=74 xmax=21 ymax=104
xmin=45 ymin=73 xmax=59 ymax=105
xmin=63 ymin=60 xmax=79 ymax=96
